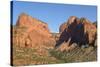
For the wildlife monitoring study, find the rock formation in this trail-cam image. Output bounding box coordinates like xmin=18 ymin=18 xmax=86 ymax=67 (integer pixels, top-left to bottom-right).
xmin=93 ymin=21 xmax=97 ymax=28
xmin=13 ymin=14 xmax=97 ymax=52
xmin=55 ymin=16 xmax=97 ymax=51
xmin=13 ymin=13 xmax=55 ymax=49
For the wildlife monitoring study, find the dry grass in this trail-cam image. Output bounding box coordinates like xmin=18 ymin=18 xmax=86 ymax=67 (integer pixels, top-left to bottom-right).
xmin=12 ymin=45 xmax=61 ymax=66
xmin=49 ymin=46 xmax=97 ymax=63
xmin=12 ymin=44 xmax=97 ymax=66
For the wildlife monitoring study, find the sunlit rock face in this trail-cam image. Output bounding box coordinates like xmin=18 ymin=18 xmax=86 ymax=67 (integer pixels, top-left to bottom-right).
xmin=13 ymin=13 xmax=55 ymax=48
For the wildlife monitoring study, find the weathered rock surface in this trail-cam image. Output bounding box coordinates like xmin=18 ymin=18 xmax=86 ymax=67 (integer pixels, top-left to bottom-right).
xmin=13 ymin=14 xmax=97 ymax=52
xmin=13 ymin=13 xmax=55 ymax=49
xmin=56 ymin=16 xmax=97 ymax=51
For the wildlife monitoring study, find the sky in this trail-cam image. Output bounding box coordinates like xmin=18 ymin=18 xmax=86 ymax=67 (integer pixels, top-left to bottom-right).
xmin=11 ymin=1 xmax=97 ymax=33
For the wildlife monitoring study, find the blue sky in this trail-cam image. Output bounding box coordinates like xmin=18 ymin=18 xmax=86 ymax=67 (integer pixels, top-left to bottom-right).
xmin=12 ymin=1 xmax=97 ymax=33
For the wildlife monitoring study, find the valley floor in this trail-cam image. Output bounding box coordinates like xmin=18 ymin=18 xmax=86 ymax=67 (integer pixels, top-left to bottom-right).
xmin=12 ymin=44 xmax=97 ymax=66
